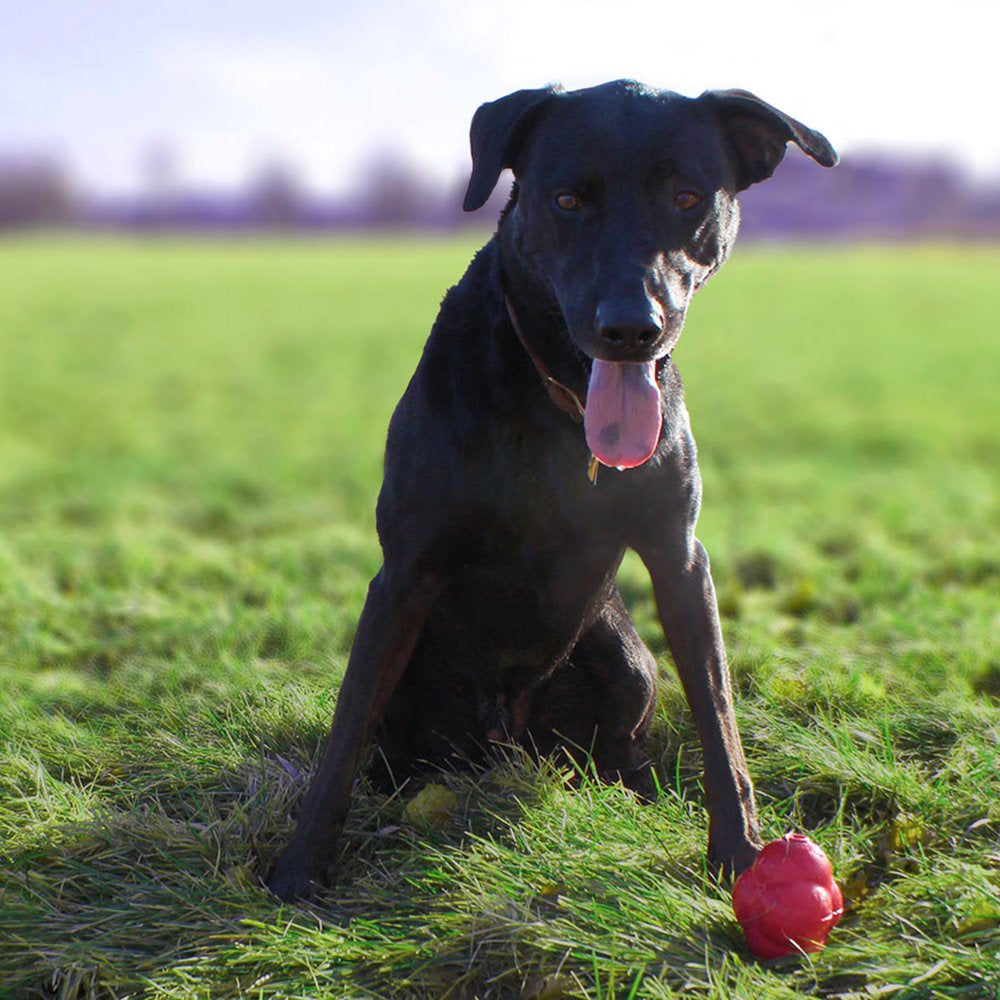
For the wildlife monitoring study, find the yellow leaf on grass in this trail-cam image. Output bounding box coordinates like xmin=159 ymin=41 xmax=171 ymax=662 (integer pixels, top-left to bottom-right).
xmin=403 ymin=783 xmax=458 ymax=830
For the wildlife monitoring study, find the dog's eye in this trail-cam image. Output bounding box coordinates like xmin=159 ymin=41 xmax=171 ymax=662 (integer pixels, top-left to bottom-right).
xmin=555 ymin=192 xmax=582 ymax=212
xmin=674 ymin=190 xmax=702 ymax=211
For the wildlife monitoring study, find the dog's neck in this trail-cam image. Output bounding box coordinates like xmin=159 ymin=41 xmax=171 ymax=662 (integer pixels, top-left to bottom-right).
xmin=503 ymin=293 xmax=586 ymax=423
xmin=496 ymin=225 xmax=590 ymax=401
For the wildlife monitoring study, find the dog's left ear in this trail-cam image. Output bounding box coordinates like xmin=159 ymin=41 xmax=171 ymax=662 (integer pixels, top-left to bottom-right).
xmin=463 ymin=85 xmax=563 ymax=211
xmin=701 ymin=89 xmax=838 ymax=191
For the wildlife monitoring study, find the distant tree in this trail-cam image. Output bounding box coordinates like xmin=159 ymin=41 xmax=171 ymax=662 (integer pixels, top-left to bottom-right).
xmin=0 ymin=155 xmax=76 ymax=228
xmin=357 ymin=149 xmax=442 ymax=227
xmin=135 ymin=142 xmax=182 ymax=229
xmin=140 ymin=142 xmax=179 ymax=200
xmin=247 ymin=160 xmax=304 ymax=228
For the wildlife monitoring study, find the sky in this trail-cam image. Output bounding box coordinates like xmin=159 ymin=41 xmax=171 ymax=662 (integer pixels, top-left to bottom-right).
xmin=3 ymin=0 xmax=999 ymax=197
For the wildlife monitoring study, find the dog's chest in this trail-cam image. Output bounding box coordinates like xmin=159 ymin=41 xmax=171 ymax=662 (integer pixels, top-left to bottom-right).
xmin=421 ymin=504 xmax=623 ymax=673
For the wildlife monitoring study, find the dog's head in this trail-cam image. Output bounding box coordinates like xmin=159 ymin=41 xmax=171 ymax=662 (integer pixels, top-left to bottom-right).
xmin=463 ymin=80 xmax=836 ymax=468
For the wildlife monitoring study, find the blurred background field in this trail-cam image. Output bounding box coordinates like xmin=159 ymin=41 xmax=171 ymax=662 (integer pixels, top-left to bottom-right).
xmin=0 ymin=235 xmax=998 ymax=997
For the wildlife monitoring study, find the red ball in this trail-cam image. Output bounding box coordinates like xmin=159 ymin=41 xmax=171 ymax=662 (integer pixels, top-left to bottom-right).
xmin=732 ymin=833 xmax=843 ymax=960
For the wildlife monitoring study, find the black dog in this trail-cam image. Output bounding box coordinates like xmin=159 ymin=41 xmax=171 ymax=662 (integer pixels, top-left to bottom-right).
xmin=268 ymin=80 xmax=836 ymax=901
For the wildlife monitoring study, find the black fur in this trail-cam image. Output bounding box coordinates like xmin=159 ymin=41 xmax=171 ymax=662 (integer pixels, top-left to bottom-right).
xmin=268 ymin=80 xmax=836 ymax=901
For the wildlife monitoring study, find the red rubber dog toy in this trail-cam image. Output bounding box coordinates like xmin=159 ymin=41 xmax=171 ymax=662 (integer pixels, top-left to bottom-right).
xmin=732 ymin=833 xmax=843 ymax=959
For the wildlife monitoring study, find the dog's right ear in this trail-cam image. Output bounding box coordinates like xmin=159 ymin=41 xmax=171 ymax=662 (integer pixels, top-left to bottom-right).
xmin=463 ymin=85 xmax=563 ymax=212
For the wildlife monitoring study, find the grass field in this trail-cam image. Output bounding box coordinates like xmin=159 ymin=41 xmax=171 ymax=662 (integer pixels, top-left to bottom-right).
xmin=0 ymin=235 xmax=998 ymax=999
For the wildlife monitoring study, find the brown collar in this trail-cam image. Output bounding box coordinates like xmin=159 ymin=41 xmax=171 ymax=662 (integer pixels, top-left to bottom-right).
xmin=503 ymin=295 xmax=671 ymax=484
xmin=504 ymin=296 xmax=586 ymax=423
xmin=504 ymin=295 xmax=601 ymax=482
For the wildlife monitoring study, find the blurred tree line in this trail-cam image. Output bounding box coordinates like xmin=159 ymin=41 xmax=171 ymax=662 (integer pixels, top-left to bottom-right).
xmin=0 ymin=145 xmax=998 ymax=238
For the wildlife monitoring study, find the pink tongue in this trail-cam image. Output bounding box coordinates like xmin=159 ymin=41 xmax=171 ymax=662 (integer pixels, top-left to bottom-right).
xmin=585 ymin=360 xmax=663 ymax=469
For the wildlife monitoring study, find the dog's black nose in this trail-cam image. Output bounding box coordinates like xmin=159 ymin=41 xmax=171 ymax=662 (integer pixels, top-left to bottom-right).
xmin=595 ymin=300 xmax=664 ymax=355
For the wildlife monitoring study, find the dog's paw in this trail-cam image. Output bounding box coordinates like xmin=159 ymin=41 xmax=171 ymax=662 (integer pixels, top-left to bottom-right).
xmin=708 ymin=835 xmax=763 ymax=881
xmin=620 ymin=762 xmax=658 ymax=804
xmin=266 ymin=849 xmax=326 ymax=903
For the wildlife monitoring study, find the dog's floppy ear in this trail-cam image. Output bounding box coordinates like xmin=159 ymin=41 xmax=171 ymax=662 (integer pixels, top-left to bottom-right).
xmin=701 ymin=89 xmax=838 ymax=191
xmin=463 ymin=85 xmax=563 ymax=211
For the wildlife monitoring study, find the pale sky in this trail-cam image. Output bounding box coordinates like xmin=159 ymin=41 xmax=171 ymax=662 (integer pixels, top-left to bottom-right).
xmin=3 ymin=0 xmax=998 ymax=196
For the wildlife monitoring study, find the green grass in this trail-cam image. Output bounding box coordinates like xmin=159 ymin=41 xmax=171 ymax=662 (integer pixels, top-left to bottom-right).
xmin=0 ymin=234 xmax=998 ymax=999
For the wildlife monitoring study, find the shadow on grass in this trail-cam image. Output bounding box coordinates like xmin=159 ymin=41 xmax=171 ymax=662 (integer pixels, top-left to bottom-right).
xmin=0 ymin=736 xmax=744 ymax=999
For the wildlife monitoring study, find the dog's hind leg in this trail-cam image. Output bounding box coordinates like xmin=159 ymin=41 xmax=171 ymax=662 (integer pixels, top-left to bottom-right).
xmin=267 ymin=567 xmax=444 ymax=900
xmin=528 ymin=590 xmax=658 ymax=798
xmin=368 ymin=631 xmax=489 ymax=790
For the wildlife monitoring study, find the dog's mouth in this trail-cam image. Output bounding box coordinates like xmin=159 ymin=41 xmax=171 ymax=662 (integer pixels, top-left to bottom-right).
xmin=584 ymin=359 xmax=663 ymax=470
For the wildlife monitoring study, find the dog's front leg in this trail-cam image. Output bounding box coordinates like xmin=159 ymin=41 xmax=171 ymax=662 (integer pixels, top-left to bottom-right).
xmin=267 ymin=567 xmax=443 ymax=901
xmin=639 ymin=538 xmax=761 ymax=876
